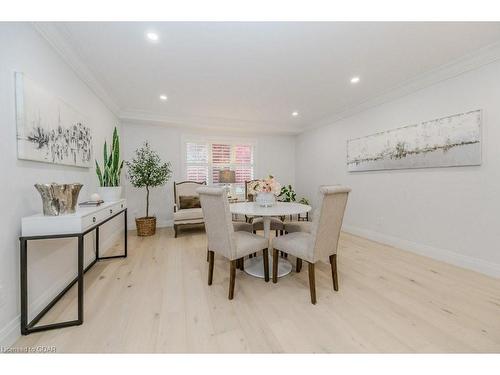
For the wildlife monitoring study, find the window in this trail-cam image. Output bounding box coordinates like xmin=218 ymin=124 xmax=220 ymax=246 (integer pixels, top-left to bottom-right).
xmin=184 ymin=139 xmax=255 ymax=196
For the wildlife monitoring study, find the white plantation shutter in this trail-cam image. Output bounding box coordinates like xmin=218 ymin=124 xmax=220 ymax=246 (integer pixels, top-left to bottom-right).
xmin=185 ymin=142 xmax=209 ymax=183
xmin=184 ymin=140 xmax=254 ymax=195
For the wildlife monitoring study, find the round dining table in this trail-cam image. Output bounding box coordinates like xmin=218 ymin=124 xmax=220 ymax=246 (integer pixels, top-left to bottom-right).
xmin=229 ymin=201 xmax=312 ymax=278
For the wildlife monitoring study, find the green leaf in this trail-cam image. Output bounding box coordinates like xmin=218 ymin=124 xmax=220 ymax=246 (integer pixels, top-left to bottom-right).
xmin=103 ymin=141 xmax=108 ymax=168
xmin=95 ymin=160 xmax=103 ymax=186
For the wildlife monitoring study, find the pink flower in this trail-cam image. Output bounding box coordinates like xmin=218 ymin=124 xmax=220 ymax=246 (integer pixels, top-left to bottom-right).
xmin=254 ymin=175 xmax=281 ymax=195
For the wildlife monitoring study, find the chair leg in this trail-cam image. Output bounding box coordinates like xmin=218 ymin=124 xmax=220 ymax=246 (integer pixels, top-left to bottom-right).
xmin=275 ymin=230 xmax=278 ymax=237
xmin=174 ymin=224 xmax=178 ymax=238
xmin=308 ymin=262 xmax=317 ymax=304
xmin=239 ymin=257 xmax=244 ymax=271
xmin=208 ymin=251 xmax=215 ymax=285
xmin=229 ymin=260 xmax=236 ymax=300
xmin=296 ymin=258 xmax=302 ymax=273
xmin=330 ymin=254 xmax=339 ymax=291
xmin=272 ymin=249 xmax=279 ymax=283
xmin=262 ymin=248 xmax=270 ymax=282
xmin=206 ymin=247 xmax=209 ymax=262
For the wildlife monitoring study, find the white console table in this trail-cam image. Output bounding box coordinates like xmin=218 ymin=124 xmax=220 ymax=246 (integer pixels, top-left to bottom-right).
xmin=19 ymin=199 xmax=127 ymax=335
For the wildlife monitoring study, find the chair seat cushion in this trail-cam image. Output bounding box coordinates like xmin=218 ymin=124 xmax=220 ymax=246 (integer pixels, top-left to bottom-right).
xmin=233 ymin=222 xmax=253 ymax=232
xmin=232 ymin=231 xmax=268 ymax=258
xmin=252 ymin=217 xmax=284 ymax=231
xmin=272 ymin=232 xmax=313 ymax=262
xmin=284 ymin=221 xmax=311 ymax=233
xmin=173 ymin=208 xmax=204 ymax=221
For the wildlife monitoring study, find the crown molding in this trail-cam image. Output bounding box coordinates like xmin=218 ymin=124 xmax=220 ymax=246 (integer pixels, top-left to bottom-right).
xmin=119 ymin=109 xmax=301 ymax=135
xmin=30 ymin=22 xmax=500 ymax=135
xmin=303 ymin=41 xmax=500 ymax=133
xmin=32 ymin=22 xmax=121 ymax=116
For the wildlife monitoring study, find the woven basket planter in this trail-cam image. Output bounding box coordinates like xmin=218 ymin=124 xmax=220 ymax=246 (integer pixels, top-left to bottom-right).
xmin=136 ymin=217 xmax=156 ymax=236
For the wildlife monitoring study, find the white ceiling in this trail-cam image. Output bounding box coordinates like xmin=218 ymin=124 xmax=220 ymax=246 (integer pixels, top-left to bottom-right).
xmin=46 ymin=22 xmax=500 ymax=133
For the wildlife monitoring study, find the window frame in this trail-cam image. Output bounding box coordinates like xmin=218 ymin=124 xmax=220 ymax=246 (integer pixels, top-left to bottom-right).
xmin=181 ymin=135 xmax=257 ymax=196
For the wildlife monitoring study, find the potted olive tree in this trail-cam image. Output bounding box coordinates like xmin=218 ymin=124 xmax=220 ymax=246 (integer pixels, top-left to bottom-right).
xmin=95 ymin=126 xmax=124 ymax=201
xmin=126 ymin=142 xmax=172 ymax=236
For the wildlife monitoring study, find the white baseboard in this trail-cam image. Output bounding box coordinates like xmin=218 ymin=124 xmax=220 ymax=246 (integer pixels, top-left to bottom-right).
xmin=342 ymin=225 xmax=500 ymax=278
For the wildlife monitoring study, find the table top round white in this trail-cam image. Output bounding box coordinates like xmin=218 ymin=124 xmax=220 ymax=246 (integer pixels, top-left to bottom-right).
xmin=229 ymin=201 xmax=311 ymax=216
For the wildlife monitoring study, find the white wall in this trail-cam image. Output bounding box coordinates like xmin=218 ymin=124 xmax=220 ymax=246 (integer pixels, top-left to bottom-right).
xmin=0 ymin=23 xmax=120 ymax=346
xmin=122 ymin=122 xmax=296 ymax=228
xmin=296 ymin=60 xmax=500 ymax=277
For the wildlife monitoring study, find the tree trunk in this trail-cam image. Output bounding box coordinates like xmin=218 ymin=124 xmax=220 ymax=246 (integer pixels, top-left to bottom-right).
xmin=146 ymin=186 xmax=150 ymax=218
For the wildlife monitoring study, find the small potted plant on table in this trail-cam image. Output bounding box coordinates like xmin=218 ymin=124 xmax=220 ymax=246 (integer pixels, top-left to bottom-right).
xmin=126 ymin=142 xmax=172 ymax=236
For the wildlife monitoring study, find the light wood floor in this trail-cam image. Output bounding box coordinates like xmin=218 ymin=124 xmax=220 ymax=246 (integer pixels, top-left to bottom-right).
xmin=14 ymin=227 xmax=500 ymax=353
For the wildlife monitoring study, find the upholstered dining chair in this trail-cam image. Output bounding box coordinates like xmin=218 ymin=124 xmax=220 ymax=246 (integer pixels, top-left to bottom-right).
xmin=197 ymin=186 xmax=270 ymax=300
xmin=272 ymin=186 xmax=351 ymax=304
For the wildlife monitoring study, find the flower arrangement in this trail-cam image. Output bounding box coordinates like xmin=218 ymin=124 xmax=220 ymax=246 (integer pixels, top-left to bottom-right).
xmin=250 ymin=175 xmax=281 ymax=207
xmin=251 ymin=175 xmax=281 ymax=195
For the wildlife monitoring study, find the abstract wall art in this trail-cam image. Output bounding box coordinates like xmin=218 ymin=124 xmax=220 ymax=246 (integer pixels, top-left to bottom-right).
xmin=15 ymin=72 xmax=93 ymax=167
xmin=346 ymin=110 xmax=482 ymax=172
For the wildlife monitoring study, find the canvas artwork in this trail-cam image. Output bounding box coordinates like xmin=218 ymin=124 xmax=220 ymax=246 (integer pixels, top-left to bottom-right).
xmin=15 ymin=73 xmax=92 ymax=167
xmin=346 ymin=110 xmax=482 ymax=172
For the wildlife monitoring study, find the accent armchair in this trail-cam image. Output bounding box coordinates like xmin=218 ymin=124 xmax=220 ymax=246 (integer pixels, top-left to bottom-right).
xmin=173 ymin=181 xmax=206 ymax=237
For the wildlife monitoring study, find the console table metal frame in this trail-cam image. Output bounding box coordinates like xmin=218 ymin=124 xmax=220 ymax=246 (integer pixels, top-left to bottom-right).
xmin=19 ymin=208 xmax=128 ymax=335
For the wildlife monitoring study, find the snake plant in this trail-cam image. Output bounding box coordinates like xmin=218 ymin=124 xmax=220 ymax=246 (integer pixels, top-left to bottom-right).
xmin=95 ymin=126 xmax=124 ymax=187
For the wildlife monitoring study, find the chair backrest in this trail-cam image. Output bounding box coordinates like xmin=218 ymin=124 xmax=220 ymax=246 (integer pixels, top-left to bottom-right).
xmin=244 ymin=179 xmax=260 ymax=202
xmin=310 ymin=185 xmax=351 ymax=262
xmin=197 ymin=186 xmax=236 ymax=260
xmin=174 ymin=181 xmax=206 ymax=208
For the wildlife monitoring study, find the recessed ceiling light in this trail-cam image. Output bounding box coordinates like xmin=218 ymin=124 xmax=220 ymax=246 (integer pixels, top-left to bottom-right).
xmin=292 ymin=111 xmax=299 ymax=117
xmin=159 ymin=94 xmax=168 ymax=101
xmin=146 ymin=32 xmax=159 ymax=42
xmin=350 ymin=76 xmax=360 ymax=84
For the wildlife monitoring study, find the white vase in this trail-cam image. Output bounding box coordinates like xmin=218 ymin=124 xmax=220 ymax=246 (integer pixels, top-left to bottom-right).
xmin=256 ymin=192 xmax=276 ymax=207
xmin=97 ymin=186 xmax=122 ymax=202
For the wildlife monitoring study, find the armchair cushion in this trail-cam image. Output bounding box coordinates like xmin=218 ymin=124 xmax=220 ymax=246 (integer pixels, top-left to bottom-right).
xmin=179 ymin=195 xmax=201 ymax=209
xmin=173 ymin=207 xmax=204 ymax=222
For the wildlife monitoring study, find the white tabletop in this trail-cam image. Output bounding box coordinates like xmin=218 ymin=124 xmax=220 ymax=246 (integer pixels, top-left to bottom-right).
xmin=229 ymin=201 xmax=311 ymax=216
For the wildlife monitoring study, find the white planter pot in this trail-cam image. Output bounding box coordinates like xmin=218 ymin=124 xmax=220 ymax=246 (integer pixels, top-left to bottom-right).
xmin=97 ymin=186 xmax=123 ymax=202
xmin=256 ymin=192 xmax=276 ymax=207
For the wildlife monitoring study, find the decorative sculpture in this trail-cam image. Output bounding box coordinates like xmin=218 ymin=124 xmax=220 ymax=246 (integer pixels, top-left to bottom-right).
xmin=34 ymin=183 xmax=83 ymax=216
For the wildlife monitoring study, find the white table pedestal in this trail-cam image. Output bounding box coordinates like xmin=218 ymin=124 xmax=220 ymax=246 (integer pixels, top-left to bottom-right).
xmin=243 ymin=216 xmax=292 ymax=278
xmin=229 ymin=202 xmax=311 ymax=280
xmin=243 ymin=255 xmax=293 ymax=278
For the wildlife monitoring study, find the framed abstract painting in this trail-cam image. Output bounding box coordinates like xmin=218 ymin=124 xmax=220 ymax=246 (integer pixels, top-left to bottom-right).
xmin=347 ymin=110 xmax=482 ymax=172
xmin=15 ymin=72 xmax=93 ymax=168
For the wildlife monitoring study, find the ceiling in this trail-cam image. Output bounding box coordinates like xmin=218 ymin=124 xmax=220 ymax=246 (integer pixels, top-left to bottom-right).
xmin=43 ymin=22 xmax=500 ymax=134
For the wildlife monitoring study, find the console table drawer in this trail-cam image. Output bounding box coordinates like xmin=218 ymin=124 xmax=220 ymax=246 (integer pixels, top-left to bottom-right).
xmin=82 ymin=209 xmax=109 ymax=231
xmin=22 ymin=199 xmax=127 ymax=236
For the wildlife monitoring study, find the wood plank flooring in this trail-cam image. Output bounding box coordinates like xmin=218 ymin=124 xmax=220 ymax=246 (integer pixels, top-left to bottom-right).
xmin=13 ymin=227 xmax=500 ymax=353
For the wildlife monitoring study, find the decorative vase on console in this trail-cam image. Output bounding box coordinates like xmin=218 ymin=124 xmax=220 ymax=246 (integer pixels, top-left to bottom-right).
xmin=95 ymin=126 xmax=124 ymax=202
xmin=253 ymin=175 xmax=281 ymax=207
xmin=35 ymin=183 xmax=83 ymax=216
